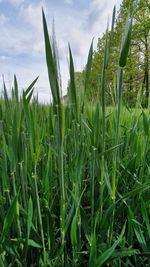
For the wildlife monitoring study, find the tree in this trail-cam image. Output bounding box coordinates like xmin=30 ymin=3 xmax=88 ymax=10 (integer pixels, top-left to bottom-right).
xmin=88 ymin=0 xmax=150 ymax=107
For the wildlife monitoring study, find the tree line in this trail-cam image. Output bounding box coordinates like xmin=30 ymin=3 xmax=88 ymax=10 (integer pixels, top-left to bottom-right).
xmin=67 ymin=0 xmax=150 ymax=107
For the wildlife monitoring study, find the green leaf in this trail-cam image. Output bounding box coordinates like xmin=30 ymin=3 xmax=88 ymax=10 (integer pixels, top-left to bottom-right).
xmin=89 ymin=232 xmax=97 ymax=267
xmin=80 ymin=208 xmax=90 ymax=243
xmin=24 ymin=76 xmax=39 ymax=103
xmin=42 ymin=9 xmax=60 ymax=105
xmin=27 ymin=239 xmax=42 ymax=248
xmin=128 ymin=207 xmax=148 ymax=252
xmin=3 ymin=81 xmax=10 ymax=108
xmin=142 ymin=112 xmax=149 ymax=136
xmin=96 ymin=222 xmax=126 ymax=266
xmin=119 ymin=17 xmax=132 ymax=68
xmin=111 ymin=6 xmax=116 ymax=34
xmin=27 ymin=197 xmax=33 ymax=239
xmin=14 ymin=75 xmax=19 ymax=102
xmin=141 ymin=197 xmax=150 ymax=239
xmin=70 ymin=213 xmax=77 ymax=248
xmin=0 ymin=195 xmax=18 ymax=243
xmin=111 ymin=248 xmax=139 ymax=260
xmin=65 ymin=199 xmax=75 ymax=234
xmin=84 ymin=40 xmax=93 ymax=92
xmin=68 ymin=44 xmax=78 ymax=120
xmin=24 ymin=76 xmax=39 ymax=97
xmin=132 ymin=219 xmax=148 ymax=252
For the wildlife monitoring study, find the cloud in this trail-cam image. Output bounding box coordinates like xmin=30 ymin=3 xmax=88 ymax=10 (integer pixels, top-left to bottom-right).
xmin=0 ymin=1 xmax=47 ymax=57
xmin=0 ymin=55 xmax=51 ymax=103
xmin=0 ymin=55 xmax=12 ymax=61
xmin=19 ymin=1 xmax=47 ymax=32
xmin=86 ymin=0 xmax=117 ymax=32
xmin=64 ymin=0 xmax=73 ymax=5
xmin=9 ymin=0 xmax=24 ymax=7
xmin=0 ymin=14 xmax=8 ymax=25
xmin=0 ymin=0 xmax=122 ymax=102
xmin=0 ymin=25 xmax=43 ymax=57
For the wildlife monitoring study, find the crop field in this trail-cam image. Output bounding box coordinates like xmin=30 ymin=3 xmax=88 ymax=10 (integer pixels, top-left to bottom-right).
xmin=0 ymin=6 xmax=150 ymax=267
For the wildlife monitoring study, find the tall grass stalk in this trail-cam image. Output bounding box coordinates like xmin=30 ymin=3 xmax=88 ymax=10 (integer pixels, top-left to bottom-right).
xmin=100 ymin=6 xmax=116 ymax=217
xmin=112 ymin=16 xmax=132 ymax=201
xmin=42 ymin=10 xmax=65 ymax=264
xmin=33 ymin=163 xmax=46 ymax=265
xmin=110 ymin=16 xmax=132 ymax=244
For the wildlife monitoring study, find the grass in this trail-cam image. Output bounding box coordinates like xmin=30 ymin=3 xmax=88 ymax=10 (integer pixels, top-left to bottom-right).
xmin=0 ymin=7 xmax=150 ymax=267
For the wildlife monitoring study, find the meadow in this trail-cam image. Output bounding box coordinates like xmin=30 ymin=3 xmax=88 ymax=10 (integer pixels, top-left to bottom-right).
xmin=0 ymin=8 xmax=150 ymax=267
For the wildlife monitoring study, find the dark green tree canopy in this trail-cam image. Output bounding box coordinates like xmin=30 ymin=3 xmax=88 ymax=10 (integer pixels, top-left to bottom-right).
xmin=68 ymin=0 xmax=150 ymax=107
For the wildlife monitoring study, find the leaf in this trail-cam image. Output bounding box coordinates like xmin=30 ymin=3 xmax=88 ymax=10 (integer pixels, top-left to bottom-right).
xmin=142 ymin=112 xmax=149 ymax=136
xmin=131 ymin=218 xmax=148 ymax=252
xmin=14 ymin=75 xmax=19 ymax=102
xmin=111 ymin=6 xmax=116 ymax=34
xmin=89 ymin=232 xmax=97 ymax=267
xmin=42 ymin=9 xmax=60 ymax=105
xmin=24 ymin=76 xmax=39 ymax=97
xmin=111 ymin=248 xmax=139 ymax=260
xmin=27 ymin=197 xmax=33 ymax=239
xmin=80 ymin=208 xmax=90 ymax=243
xmin=70 ymin=189 xmax=85 ymax=250
xmin=27 ymin=239 xmax=42 ymax=248
xmin=3 ymin=81 xmax=10 ymax=108
xmin=119 ymin=17 xmax=132 ymax=68
xmin=65 ymin=199 xmax=75 ymax=234
xmin=84 ymin=40 xmax=93 ymax=92
xmin=68 ymin=44 xmax=78 ymax=119
xmin=141 ymin=197 xmax=150 ymax=239
xmin=70 ymin=213 xmax=77 ymax=248
xmin=0 ymin=195 xmax=18 ymax=243
xmin=128 ymin=207 xmax=148 ymax=252
xmin=24 ymin=76 xmax=39 ymax=103
xmin=96 ymin=222 xmax=126 ymax=266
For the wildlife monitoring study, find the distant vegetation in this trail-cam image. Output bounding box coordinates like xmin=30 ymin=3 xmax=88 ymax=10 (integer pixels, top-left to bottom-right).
xmin=67 ymin=0 xmax=150 ymax=108
xmin=0 ymin=1 xmax=150 ymax=266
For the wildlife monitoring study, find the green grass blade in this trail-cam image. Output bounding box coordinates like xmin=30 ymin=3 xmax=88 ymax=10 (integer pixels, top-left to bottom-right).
xmin=84 ymin=40 xmax=94 ymax=93
xmin=14 ymin=75 xmax=19 ymax=102
xmin=24 ymin=76 xmax=39 ymax=103
xmin=141 ymin=197 xmax=150 ymax=239
xmin=68 ymin=44 xmax=78 ymax=120
xmin=42 ymin=9 xmax=60 ymax=105
xmin=3 ymin=82 xmax=10 ymax=108
xmin=119 ymin=17 xmax=132 ymax=68
xmin=0 ymin=195 xmax=18 ymax=243
xmin=96 ymin=222 xmax=126 ymax=266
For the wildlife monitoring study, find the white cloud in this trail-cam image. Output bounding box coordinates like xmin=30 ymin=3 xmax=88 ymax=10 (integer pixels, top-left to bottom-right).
xmin=9 ymin=0 xmax=24 ymax=7
xmin=0 ymin=14 xmax=8 ymax=25
xmin=0 ymin=0 xmax=122 ymax=102
xmin=0 ymin=57 xmax=51 ymax=103
xmin=19 ymin=1 xmax=46 ymax=32
xmin=86 ymin=0 xmax=118 ymax=32
xmin=0 ymin=1 xmax=47 ymax=57
xmin=64 ymin=0 xmax=73 ymax=5
xmin=0 ymin=25 xmax=43 ymax=57
xmin=0 ymin=55 xmax=12 ymax=61
xmin=16 ymin=1 xmax=48 ymax=55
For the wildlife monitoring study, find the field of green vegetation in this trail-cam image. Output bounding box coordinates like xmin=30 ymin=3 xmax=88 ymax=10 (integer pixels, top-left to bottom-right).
xmin=0 ymin=4 xmax=150 ymax=267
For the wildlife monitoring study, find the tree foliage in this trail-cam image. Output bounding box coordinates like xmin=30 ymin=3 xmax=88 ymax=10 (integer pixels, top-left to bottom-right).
xmin=72 ymin=0 xmax=150 ymax=107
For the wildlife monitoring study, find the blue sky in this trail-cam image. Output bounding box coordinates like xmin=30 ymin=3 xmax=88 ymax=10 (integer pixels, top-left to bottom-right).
xmin=0 ymin=0 xmax=122 ymax=102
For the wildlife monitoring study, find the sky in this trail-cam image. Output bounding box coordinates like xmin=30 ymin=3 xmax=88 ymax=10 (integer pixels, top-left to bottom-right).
xmin=0 ymin=0 xmax=122 ymax=102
